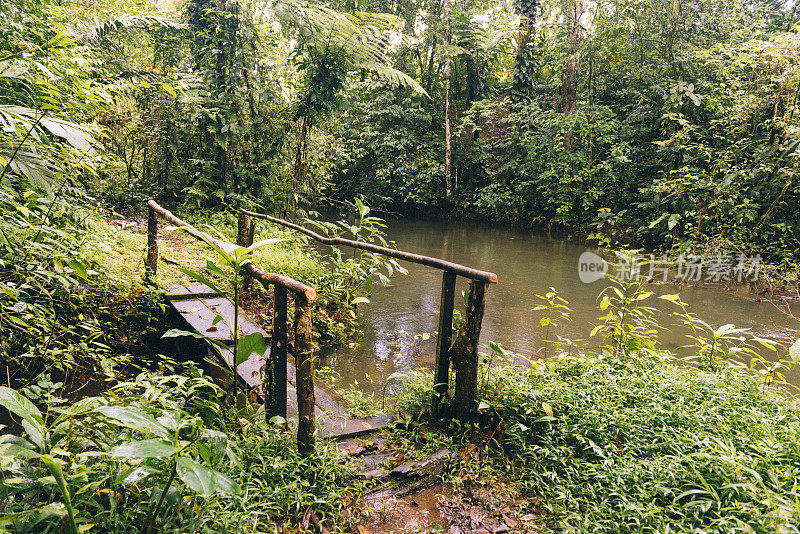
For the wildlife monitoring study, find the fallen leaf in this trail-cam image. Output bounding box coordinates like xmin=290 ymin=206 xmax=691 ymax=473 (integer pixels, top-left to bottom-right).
xmin=361 ymin=421 xmax=372 ymax=429
xmin=206 ymin=326 xmax=218 ymax=332
xmin=520 ymin=513 xmax=536 ymax=522
xmin=357 ymin=525 xmax=368 ymax=534
xmin=501 ymin=514 xmax=517 ymax=528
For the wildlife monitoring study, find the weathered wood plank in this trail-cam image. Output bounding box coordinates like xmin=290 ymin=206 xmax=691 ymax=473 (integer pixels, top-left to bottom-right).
xmin=451 ymin=280 xmax=488 ymax=420
xmin=168 ymin=284 xmax=389 ymax=439
xmin=165 ymin=284 xmax=219 ymax=300
xmin=146 ymin=205 xmax=158 ymax=281
xmin=170 ymin=297 xmax=265 ymax=342
xmin=294 ymin=295 xmax=316 ymax=455
xmin=218 ymin=345 xmax=271 ymax=390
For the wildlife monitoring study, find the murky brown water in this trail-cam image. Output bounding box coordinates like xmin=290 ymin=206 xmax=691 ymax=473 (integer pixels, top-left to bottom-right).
xmin=318 ymin=218 xmax=800 ymax=394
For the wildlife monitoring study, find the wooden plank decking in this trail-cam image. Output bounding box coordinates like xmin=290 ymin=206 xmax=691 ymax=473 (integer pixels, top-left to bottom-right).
xmin=166 ymin=284 xmax=392 ymax=438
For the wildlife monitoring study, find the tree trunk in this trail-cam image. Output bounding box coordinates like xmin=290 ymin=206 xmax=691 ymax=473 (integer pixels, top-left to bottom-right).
xmin=443 ymin=0 xmax=454 ymax=198
xmin=560 ymin=0 xmax=582 ymax=116
xmin=450 ymin=280 xmax=488 ymax=420
xmin=291 ymin=115 xmax=309 ymax=218
xmin=513 ymin=0 xmax=538 ymax=99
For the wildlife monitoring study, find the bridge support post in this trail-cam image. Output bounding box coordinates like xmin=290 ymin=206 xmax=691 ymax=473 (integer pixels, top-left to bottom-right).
xmin=433 ymin=271 xmax=457 ymax=408
xmin=269 ymin=284 xmax=288 ymax=420
xmin=451 ymin=280 xmax=488 ymax=421
xmin=236 ymin=211 xmax=249 ymax=247
xmin=145 ymin=205 xmax=158 ymax=282
xmin=243 ymin=221 xmax=256 ymax=290
xmin=294 ymin=294 xmax=316 ymax=455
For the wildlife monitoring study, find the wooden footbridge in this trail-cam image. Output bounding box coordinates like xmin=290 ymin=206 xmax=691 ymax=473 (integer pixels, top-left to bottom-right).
xmin=145 ymin=201 xmax=497 ymax=454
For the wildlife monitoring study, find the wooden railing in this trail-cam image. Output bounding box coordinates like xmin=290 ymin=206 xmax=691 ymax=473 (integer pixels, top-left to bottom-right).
xmin=145 ymin=201 xmax=316 ymax=454
xmin=237 ymin=207 xmax=498 ymax=418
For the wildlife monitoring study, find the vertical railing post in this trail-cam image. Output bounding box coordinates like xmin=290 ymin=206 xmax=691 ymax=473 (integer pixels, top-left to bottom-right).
xmin=451 ymin=280 xmax=488 ymax=420
xmin=293 ymin=294 xmax=316 ymax=455
xmin=146 ymin=205 xmax=158 ymax=282
xmin=247 ymin=221 xmax=256 ymax=247
xmin=269 ymin=284 xmax=288 ymax=420
xmin=433 ymin=271 xmax=457 ymax=406
xmin=236 ymin=211 xmax=249 ymax=247
xmin=243 ymin=221 xmax=256 ymax=290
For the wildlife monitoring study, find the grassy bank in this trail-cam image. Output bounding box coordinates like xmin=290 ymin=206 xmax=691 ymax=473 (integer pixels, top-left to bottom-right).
xmin=4 ymin=190 xmax=800 ymax=533
xmin=395 ymin=353 xmax=800 ymax=533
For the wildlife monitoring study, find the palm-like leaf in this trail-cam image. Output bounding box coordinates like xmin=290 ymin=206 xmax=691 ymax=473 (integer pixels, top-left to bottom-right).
xmin=274 ymin=0 xmax=428 ymax=97
xmin=0 ymin=105 xmax=96 ymax=187
xmin=76 ymin=15 xmax=186 ymax=44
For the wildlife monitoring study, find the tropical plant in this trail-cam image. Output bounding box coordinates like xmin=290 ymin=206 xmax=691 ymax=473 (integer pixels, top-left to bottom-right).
xmin=162 ymin=224 xmax=286 ymax=400
xmin=304 ymin=198 xmax=408 ymax=313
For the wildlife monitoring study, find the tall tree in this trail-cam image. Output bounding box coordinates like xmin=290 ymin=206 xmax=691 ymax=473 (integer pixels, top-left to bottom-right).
xmin=560 ymin=0 xmax=582 ymax=116
xmin=512 ymin=0 xmax=537 ymax=99
xmin=444 ymin=0 xmax=454 ymax=198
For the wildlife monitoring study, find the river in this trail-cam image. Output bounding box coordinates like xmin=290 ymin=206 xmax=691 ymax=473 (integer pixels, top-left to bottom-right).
xmin=317 ymin=218 xmax=800 ymax=394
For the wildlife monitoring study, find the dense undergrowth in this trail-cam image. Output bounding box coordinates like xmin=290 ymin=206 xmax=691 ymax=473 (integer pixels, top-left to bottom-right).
xmin=2 ymin=0 xmax=800 ymax=530
xmin=4 ymin=184 xmax=800 ymax=532
xmin=395 ymin=353 xmax=800 ymax=533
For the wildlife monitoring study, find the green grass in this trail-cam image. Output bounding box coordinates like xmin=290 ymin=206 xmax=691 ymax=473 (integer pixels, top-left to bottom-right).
xmin=397 ymin=355 xmax=800 ymax=533
xmin=81 ymin=210 xmax=326 ymax=292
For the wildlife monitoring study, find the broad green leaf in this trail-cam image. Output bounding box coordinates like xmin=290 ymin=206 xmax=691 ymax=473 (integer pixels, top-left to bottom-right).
xmin=40 ymin=454 xmax=77 ymax=532
xmin=114 ymin=465 xmax=159 ymax=486
xmin=789 ymin=338 xmax=800 ymax=363
xmin=248 ymin=238 xmax=287 ymax=251
xmin=235 ymin=332 xmax=269 ymax=366
xmin=213 ymin=471 xmax=241 ymax=496
xmin=176 ymin=456 xmax=217 ymax=496
xmin=162 ymin=330 xmax=229 ymax=354
xmin=95 ymin=406 xmax=171 ymax=439
xmin=659 ymin=294 xmax=682 ymax=305
xmin=160 ymin=82 xmax=177 ymax=97
xmin=176 ymin=267 xmax=224 ymax=297
xmin=205 ymin=260 xmax=226 ymax=278
xmin=66 ymin=259 xmax=88 ymax=280
xmin=0 ymin=386 xmax=46 ymax=449
xmin=111 ymin=439 xmax=179 ymax=459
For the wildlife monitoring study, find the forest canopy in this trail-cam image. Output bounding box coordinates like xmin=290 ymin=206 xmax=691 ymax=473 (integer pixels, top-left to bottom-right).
xmin=3 ymin=0 xmax=799 ymax=264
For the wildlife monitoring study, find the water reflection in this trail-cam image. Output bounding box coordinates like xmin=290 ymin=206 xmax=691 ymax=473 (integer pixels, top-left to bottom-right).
xmin=318 ymin=218 xmax=800 ymax=394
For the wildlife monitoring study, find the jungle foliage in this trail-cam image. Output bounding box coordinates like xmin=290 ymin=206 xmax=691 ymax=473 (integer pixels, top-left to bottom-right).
xmin=2 ymin=0 xmax=800 ymax=532
xmin=328 ymin=0 xmax=800 ymax=265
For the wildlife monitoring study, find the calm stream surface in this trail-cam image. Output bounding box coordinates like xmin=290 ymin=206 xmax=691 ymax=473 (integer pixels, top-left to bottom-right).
xmin=318 ymin=218 xmax=800 ymax=394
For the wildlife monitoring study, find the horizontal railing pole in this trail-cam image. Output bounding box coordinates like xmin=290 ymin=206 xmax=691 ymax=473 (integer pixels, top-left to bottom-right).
xmin=239 ymin=208 xmax=498 ymax=284
xmin=148 ymin=200 xmax=316 ymax=301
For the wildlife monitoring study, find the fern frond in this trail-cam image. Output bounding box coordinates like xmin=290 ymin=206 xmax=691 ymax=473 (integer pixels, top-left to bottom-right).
xmin=77 ymin=14 xmax=186 ymax=43
xmin=274 ymin=0 xmax=427 ymax=97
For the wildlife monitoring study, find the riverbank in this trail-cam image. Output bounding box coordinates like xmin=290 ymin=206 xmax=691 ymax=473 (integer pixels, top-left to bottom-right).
xmin=2 ymin=195 xmax=800 ymax=532
xmin=388 ymin=351 xmax=800 ymax=533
